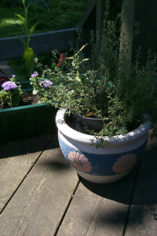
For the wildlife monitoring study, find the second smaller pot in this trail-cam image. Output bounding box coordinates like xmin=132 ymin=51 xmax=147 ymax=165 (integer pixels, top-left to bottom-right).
xmin=74 ymin=113 xmax=104 ymax=132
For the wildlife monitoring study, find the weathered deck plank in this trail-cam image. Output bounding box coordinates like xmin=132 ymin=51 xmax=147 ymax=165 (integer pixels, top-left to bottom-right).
xmin=0 ymin=134 xmax=52 ymax=212
xmin=1 ymin=133 xmax=155 ymax=236
xmin=0 ymin=139 xmax=78 ymax=236
xmin=57 ymin=170 xmax=138 ymax=236
xmin=125 ymin=137 xmax=157 ymax=236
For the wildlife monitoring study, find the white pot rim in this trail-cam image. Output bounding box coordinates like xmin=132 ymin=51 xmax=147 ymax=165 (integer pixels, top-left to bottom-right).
xmin=55 ymin=108 xmax=150 ymax=145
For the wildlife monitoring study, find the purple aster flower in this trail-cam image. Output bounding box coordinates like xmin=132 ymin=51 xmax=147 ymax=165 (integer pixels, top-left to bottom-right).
xmin=2 ymin=81 xmax=18 ymax=91
xmin=39 ymin=79 xmax=53 ymax=88
xmin=12 ymin=74 xmax=16 ymax=78
xmin=31 ymin=71 xmax=39 ymax=78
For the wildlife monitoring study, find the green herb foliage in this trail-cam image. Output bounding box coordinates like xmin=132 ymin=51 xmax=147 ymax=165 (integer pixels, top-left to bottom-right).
xmin=15 ymin=0 xmax=37 ymax=78
xmin=30 ymin=18 xmax=157 ymax=138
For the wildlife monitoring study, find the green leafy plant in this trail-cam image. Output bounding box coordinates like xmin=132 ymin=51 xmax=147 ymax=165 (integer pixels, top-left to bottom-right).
xmin=16 ymin=0 xmax=37 ymax=78
xmin=30 ymin=18 xmax=157 ymax=138
xmin=0 ymin=75 xmax=23 ymax=107
xmin=0 ymin=0 xmax=89 ymax=38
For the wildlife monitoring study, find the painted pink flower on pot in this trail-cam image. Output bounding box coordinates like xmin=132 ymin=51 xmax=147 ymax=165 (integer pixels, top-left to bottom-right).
xmin=67 ymin=151 xmax=92 ymax=173
xmin=112 ymin=153 xmax=137 ymax=174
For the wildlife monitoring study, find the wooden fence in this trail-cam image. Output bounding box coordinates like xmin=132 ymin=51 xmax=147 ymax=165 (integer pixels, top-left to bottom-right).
xmin=0 ymin=28 xmax=77 ymax=61
xmin=78 ymin=0 xmax=157 ymax=63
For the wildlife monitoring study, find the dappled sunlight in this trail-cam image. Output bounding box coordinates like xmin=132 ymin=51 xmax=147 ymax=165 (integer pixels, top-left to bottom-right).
xmin=1 ymin=18 xmax=23 ymax=27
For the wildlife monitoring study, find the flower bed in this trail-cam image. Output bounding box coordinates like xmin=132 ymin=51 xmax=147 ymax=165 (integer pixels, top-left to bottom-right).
xmin=0 ymin=102 xmax=57 ymax=142
xmin=0 ymin=78 xmax=57 ymax=142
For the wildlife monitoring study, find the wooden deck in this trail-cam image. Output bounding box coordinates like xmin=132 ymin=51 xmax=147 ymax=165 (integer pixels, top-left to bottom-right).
xmin=0 ymin=133 xmax=157 ymax=236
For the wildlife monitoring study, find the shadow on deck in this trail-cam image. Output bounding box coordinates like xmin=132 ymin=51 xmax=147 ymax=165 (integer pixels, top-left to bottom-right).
xmin=0 ymin=134 xmax=157 ymax=236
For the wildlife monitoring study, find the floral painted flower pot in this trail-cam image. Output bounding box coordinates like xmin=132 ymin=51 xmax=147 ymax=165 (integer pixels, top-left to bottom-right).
xmin=56 ymin=108 xmax=150 ymax=183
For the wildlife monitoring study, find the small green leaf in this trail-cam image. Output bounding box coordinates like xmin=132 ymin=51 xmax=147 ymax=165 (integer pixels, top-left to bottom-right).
xmin=29 ymin=23 xmax=38 ymax=36
xmin=23 ymin=47 xmax=34 ymax=75
xmin=12 ymin=94 xmax=21 ymax=107
xmin=16 ymin=14 xmax=25 ymax=22
xmin=82 ymin=58 xmax=89 ymax=62
xmin=33 ymin=90 xmax=38 ymax=95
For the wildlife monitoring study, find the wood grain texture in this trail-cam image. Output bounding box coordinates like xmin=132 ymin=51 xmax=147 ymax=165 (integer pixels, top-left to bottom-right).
xmin=120 ymin=0 xmax=135 ymax=67
xmin=78 ymin=0 xmax=97 ymax=29
xmin=0 ymin=134 xmax=52 ymax=212
xmin=125 ymin=137 xmax=157 ymax=236
xmin=0 ymin=141 xmax=78 ymax=236
xmin=57 ymin=173 xmax=137 ymax=236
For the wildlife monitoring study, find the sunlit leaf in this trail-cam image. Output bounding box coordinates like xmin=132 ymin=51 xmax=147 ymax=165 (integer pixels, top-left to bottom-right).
xmin=16 ymin=14 xmax=25 ymax=22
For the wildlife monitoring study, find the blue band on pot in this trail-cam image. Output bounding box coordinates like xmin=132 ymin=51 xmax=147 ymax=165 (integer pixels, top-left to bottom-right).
xmin=58 ymin=136 xmax=147 ymax=176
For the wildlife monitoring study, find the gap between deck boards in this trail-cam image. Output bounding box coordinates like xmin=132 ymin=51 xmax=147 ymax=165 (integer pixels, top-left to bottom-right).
xmin=0 ymin=149 xmax=44 ymax=215
xmin=1 ymin=134 xmax=155 ymax=236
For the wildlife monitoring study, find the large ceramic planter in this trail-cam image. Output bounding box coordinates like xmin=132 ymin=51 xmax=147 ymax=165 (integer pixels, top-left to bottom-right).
xmin=56 ymin=108 xmax=150 ymax=183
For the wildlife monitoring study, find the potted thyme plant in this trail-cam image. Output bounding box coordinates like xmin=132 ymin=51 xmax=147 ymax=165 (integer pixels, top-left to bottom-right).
xmin=31 ymin=19 xmax=157 ymax=183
